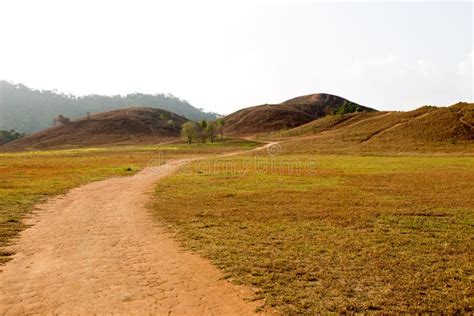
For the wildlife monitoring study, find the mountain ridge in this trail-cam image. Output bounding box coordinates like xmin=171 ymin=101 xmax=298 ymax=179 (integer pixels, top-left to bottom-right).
xmin=0 ymin=81 xmax=216 ymax=133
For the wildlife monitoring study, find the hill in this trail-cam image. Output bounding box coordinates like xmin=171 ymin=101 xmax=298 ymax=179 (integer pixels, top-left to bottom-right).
xmin=0 ymin=81 xmax=216 ymax=133
xmin=4 ymin=107 xmax=187 ymax=149
xmin=223 ymin=93 xmax=376 ymax=134
xmin=274 ymin=102 xmax=474 ymax=153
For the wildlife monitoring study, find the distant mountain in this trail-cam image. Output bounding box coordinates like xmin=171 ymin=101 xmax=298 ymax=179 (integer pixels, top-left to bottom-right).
xmin=223 ymin=93 xmax=376 ymax=134
xmin=6 ymin=107 xmax=188 ymax=149
xmin=0 ymin=81 xmax=217 ymax=133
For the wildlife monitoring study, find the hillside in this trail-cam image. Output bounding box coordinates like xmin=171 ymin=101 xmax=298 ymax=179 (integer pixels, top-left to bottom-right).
xmin=275 ymin=102 xmax=474 ymax=153
xmin=223 ymin=93 xmax=376 ymax=134
xmin=0 ymin=81 xmax=216 ymax=133
xmin=4 ymin=107 xmax=187 ymax=149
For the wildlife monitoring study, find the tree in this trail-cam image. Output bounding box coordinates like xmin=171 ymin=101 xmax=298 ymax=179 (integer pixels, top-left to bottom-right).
xmin=206 ymin=121 xmax=217 ymax=143
xmin=199 ymin=120 xmax=208 ymax=143
xmin=181 ymin=122 xmax=197 ymax=144
xmin=216 ymin=119 xmax=225 ymax=139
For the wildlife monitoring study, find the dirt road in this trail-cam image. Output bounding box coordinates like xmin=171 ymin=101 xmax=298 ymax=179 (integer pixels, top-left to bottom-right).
xmin=0 ymin=147 xmax=274 ymax=314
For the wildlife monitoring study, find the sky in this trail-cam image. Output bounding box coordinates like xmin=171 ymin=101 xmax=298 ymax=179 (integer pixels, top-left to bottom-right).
xmin=0 ymin=0 xmax=472 ymax=114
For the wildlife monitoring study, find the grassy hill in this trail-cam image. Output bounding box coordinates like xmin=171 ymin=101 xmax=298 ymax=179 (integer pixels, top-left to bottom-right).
xmin=223 ymin=93 xmax=376 ymax=134
xmin=4 ymin=107 xmax=188 ymax=149
xmin=266 ymin=102 xmax=474 ymax=154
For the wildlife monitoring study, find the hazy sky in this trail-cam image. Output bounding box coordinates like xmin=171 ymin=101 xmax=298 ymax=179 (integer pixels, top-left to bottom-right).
xmin=1 ymin=1 xmax=472 ymax=113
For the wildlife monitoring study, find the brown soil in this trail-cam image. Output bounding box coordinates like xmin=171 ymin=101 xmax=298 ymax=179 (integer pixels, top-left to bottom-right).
xmin=223 ymin=93 xmax=375 ymax=134
xmin=5 ymin=107 xmax=187 ymax=150
xmin=0 ymin=149 xmax=275 ymax=314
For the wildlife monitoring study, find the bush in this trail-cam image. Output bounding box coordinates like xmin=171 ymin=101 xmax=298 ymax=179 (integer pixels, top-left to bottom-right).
xmin=336 ymin=101 xmax=362 ymax=115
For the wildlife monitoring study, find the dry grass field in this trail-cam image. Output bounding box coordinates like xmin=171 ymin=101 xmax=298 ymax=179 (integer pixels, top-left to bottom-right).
xmin=2 ymin=106 xmax=472 ymax=313
xmin=151 ymin=150 xmax=474 ymax=313
xmin=0 ymin=139 xmax=259 ymax=264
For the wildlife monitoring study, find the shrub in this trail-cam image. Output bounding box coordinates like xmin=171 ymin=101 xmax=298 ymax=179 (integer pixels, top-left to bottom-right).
xmin=336 ymin=101 xmax=361 ymax=115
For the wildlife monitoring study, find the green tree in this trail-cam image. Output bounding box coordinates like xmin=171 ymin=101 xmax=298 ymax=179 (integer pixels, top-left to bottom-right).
xmin=199 ymin=120 xmax=208 ymax=143
xmin=206 ymin=121 xmax=217 ymax=143
xmin=216 ymin=119 xmax=225 ymax=139
xmin=181 ymin=122 xmax=197 ymax=144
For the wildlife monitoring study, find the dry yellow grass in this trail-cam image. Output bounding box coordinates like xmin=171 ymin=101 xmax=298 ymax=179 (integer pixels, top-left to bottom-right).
xmin=2 ymin=124 xmax=473 ymax=313
xmin=151 ymin=152 xmax=474 ymax=313
xmin=262 ymin=103 xmax=474 ymax=155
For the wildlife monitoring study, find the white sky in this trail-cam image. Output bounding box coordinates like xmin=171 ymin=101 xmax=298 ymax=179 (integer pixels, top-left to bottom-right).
xmin=0 ymin=0 xmax=472 ymax=113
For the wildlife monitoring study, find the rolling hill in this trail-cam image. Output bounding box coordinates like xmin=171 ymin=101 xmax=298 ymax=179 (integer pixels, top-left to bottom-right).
xmin=275 ymin=102 xmax=474 ymax=153
xmin=4 ymin=107 xmax=187 ymax=149
xmin=223 ymin=93 xmax=376 ymax=134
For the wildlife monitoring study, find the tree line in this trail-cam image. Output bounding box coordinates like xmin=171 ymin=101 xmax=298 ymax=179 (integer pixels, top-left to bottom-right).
xmin=181 ymin=119 xmax=225 ymax=144
xmin=0 ymin=129 xmax=25 ymax=145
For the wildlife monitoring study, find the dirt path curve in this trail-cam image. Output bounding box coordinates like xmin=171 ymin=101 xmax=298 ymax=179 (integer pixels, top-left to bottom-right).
xmin=0 ymin=143 xmax=276 ymax=315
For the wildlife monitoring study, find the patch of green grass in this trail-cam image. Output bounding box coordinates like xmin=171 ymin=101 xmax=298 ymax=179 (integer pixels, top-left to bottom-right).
xmin=151 ymin=153 xmax=474 ymax=314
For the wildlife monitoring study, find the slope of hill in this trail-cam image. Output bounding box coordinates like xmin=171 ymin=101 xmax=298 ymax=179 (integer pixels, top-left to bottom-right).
xmin=376 ymin=103 xmax=473 ymax=142
xmin=4 ymin=107 xmax=187 ymax=149
xmin=276 ymin=103 xmax=474 ymax=153
xmin=0 ymin=81 xmax=216 ymax=133
xmin=223 ymin=93 xmax=376 ymax=134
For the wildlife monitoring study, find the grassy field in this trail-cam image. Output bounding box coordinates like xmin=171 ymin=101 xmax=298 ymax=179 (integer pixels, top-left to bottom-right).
xmin=2 ymin=134 xmax=473 ymax=313
xmin=0 ymin=139 xmax=259 ymax=264
xmin=151 ymin=151 xmax=474 ymax=313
